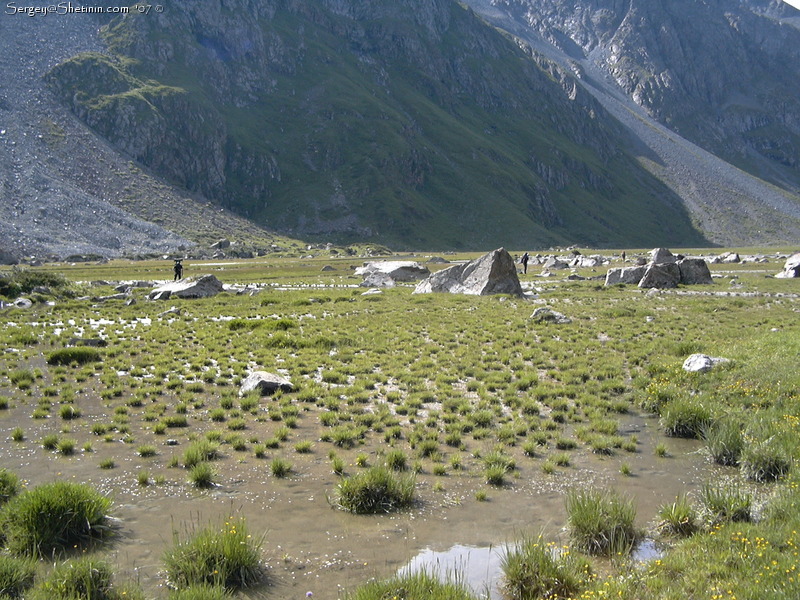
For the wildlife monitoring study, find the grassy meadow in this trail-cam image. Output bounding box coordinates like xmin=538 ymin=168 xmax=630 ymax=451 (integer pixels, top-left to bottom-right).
xmin=0 ymin=248 xmax=798 ymax=600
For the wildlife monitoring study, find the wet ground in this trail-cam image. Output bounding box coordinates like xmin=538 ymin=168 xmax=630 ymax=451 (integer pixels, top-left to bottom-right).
xmin=0 ymin=400 xmax=717 ymax=600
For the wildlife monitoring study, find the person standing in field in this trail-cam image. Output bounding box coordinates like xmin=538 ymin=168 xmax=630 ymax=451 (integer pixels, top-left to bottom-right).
xmin=520 ymin=252 xmax=530 ymax=274
xmin=173 ymin=259 xmax=184 ymax=281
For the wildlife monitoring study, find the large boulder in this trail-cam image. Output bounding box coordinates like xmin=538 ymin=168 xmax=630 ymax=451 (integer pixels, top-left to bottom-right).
xmin=638 ymin=262 xmax=681 ymax=289
xmin=355 ymin=261 xmax=430 ymax=282
xmin=239 ymin=371 xmax=294 ymax=396
xmin=605 ymin=265 xmax=647 ymax=286
xmin=413 ymin=248 xmax=523 ymax=296
xmin=775 ymin=253 xmax=800 ymax=278
xmin=148 ymin=274 xmax=224 ymax=300
xmin=677 ymin=258 xmax=713 ymax=284
xmin=359 ymin=271 xmax=396 ymax=288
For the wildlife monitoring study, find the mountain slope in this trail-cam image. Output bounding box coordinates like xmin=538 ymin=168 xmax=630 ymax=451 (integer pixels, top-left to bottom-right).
xmin=463 ymin=0 xmax=800 ymax=245
xmin=42 ymin=0 xmax=707 ymax=250
xmin=0 ymin=7 xmax=296 ymax=263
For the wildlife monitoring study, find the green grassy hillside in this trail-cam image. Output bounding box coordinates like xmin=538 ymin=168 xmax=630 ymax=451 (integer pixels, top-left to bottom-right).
xmin=45 ymin=0 xmax=707 ymax=250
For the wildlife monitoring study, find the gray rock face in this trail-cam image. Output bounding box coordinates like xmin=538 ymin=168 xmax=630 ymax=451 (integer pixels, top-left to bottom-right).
xmin=355 ymin=261 xmax=430 ymax=283
xmin=638 ymin=262 xmax=681 ymax=289
xmin=775 ymin=253 xmax=800 ymax=278
xmin=360 ymin=272 xmax=396 ymax=288
xmin=650 ymin=248 xmax=676 ymax=264
xmin=683 ymin=353 xmax=730 ymax=373
xmin=542 ymin=256 xmax=570 ymax=270
xmin=678 ymin=258 xmax=713 ymax=284
xmin=413 ymin=248 xmax=523 ymax=296
xmin=148 ymin=274 xmax=225 ymax=300
xmin=605 ymin=265 xmax=647 ymax=286
xmin=239 ymin=371 xmax=294 ymax=396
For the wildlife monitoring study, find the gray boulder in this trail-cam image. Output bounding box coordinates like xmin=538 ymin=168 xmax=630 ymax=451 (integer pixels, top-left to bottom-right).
xmin=414 ymin=248 xmax=523 ymax=296
xmin=360 ymin=272 xmax=395 ymax=288
xmin=677 ymin=258 xmax=713 ymax=285
xmin=530 ymin=307 xmax=572 ymax=324
xmin=605 ymin=265 xmax=647 ymax=286
xmin=683 ymin=353 xmax=730 ymax=373
xmin=639 ymin=262 xmax=681 ymax=289
xmin=650 ymin=248 xmax=676 ymax=264
xmin=148 ymin=274 xmax=224 ymax=300
xmin=355 ymin=261 xmax=430 ymax=282
xmin=542 ymin=256 xmax=570 ymax=270
xmin=775 ymin=253 xmax=800 ymax=278
xmin=239 ymin=371 xmax=294 ymax=396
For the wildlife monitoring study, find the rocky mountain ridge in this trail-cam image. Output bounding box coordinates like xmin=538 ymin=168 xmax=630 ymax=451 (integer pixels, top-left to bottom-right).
xmin=2 ymin=0 xmax=799 ymax=260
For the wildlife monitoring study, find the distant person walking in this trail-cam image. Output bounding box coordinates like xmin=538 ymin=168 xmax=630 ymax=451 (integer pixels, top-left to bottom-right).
xmin=520 ymin=252 xmax=530 ymax=275
xmin=173 ymin=259 xmax=184 ymax=281
xmin=621 ymin=251 xmax=626 ymax=262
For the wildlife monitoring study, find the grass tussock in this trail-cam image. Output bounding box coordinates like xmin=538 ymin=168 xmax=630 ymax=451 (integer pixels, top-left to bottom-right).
xmin=501 ymin=535 xmax=592 ymax=600
xmin=46 ymin=347 xmax=102 ymax=366
xmin=0 ymin=481 xmax=112 ymax=557
xmin=565 ymin=488 xmax=638 ymax=556
xmin=344 ymin=571 xmax=477 ymax=600
xmin=335 ymin=466 xmax=416 ymax=514
xmin=163 ymin=518 xmax=263 ymax=591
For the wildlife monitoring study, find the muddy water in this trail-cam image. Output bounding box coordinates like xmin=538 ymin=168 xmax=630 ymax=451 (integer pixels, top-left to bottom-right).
xmin=0 ymin=398 xmax=717 ymax=600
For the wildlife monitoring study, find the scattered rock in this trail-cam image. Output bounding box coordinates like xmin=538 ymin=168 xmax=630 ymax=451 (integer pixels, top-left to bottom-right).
xmin=148 ymin=274 xmax=224 ymax=300
xmin=211 ymin=239 xmax=231 ymax=250
xmin=13 ymin=298 xmax=32 ymax=309
xmin=605 ymin=249 xmax=713 ymax=288
xmin=426 ymin=256 xmax=450 ymax=264
xmin=360 ymin=272 xmax=396 ymax=288
xmin=775 ymin=253 xmax=800 ymax=278
xmin=361 ymin=288 xmax=383 ymax=295
xmin=321 ymin=265 xmax=336 ymax=271
xmin=542 ymin=256 xmax=570 ymax=271
xmin=355 ymin=261 xmax=430 ymax=282
xmin=239 ymin=371 xmax=294 ymax=396
xmin=682 ymin=353 xmax=731 ymax=373
xmin=413 ymin=248 xmax=523 ymax=296
xmin=158 ymin=306 xmax=181 ymax=317
xmin=530 ymin=307 xmax=572 ymax=324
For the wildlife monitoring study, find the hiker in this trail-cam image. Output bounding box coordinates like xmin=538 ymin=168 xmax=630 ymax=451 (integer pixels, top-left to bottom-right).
xmin=520 ymin=252 xmax=530 ymax=274
xmin=173 ymin=259 xmax=183 ymax=281
xmin=621 ymin=251 xmax=626 ymax=262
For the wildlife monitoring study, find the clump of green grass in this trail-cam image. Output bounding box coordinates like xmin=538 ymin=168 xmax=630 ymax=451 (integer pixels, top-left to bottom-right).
xmin=46 ymin=347 xmax=102 ymax=366
xmin=168 ymin=584 xmax=232 ymax=600
xmin=657 ymin=494 xmax=699 ymax=537
xmin=188 ymin=463 xmax=216 ymax=488
xmin=739 ymin=434 xmax=792 ymax=483
xmin=0 ymin=481 xmax=112 ymax=556
xmin=183 ymin=440 xmax=221 ymax=468
xmin=698 ymin=482 xmax=751 ymax=526
xmin=10 ymin=427 xmax=24 ymax=442
xmin=385 ymin=449 xmax=408 ymax=471
xmin=565 ymin=488 xmax=638 ymax=555
xmin=137 ymin=445 xmax=157 ymax=458
xmin=163 ymin=518 xmax=262 ymax=590
xmin=270 ymin=457 xmax=292 ymax=478
xmin=660 ymin=398 xmax=713 ymax=439
xmin=335 ymin=466 xmax=416 ymax=514
xmin=26 ymin=557 xmax=118 ymax=600
xmin=703 ymin=418 xmax=743 ymax=466
xmin=0 ymin=468 xmax=21 ymax=505
xmin=501 ymin=535 xmax=591 ymax=600
xmin=344 ymin=571 xmax=477 ymax=600
xmin=0 ymin=554 xmax=36 ymax=599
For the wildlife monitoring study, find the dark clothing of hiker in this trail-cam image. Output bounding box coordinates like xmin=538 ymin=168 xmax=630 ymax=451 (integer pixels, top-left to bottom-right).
xmin=520 ymin=252 xmax=529 ymax=274
xmin=173 ymin=260 xmax=183 ymax=281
